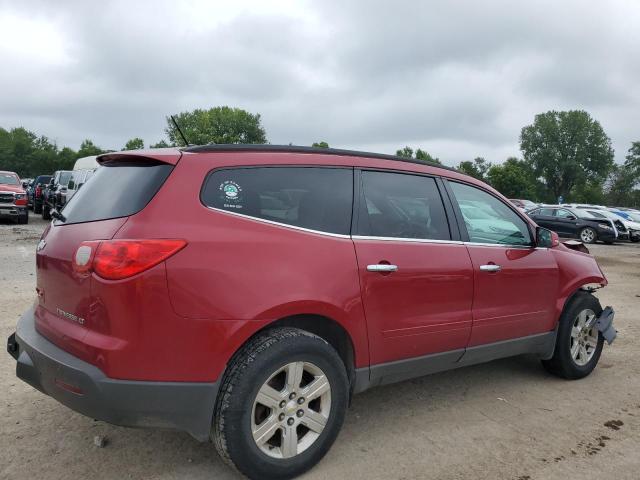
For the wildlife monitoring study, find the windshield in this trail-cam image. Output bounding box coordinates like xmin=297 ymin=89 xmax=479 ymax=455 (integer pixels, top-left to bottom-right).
xmin=625 ymin=211 xmax=640 ymax=222
xmin=58 ymin=171 xmax=72 ymax=186
xmin=0 ymin=173 xmax=19 ymax=186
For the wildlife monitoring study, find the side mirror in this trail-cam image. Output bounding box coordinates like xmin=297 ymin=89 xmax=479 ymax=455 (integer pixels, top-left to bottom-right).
xmin=567 ymin=215 xmax=576 ymax=220
xmin=537 ymin=227 xmax=559 ymax=248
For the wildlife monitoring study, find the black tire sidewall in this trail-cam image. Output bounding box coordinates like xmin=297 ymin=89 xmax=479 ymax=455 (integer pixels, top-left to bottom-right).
xmin=554 ymin=292 xmax=604 ymax=378
xmin=220 ymin=332 xmax=348 ymax=480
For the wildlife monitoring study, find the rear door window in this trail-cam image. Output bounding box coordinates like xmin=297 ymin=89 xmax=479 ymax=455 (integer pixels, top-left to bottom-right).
xmin=60 ymin=161 xmax=173 ymax=225
xmin=356 ymin=171 xmax=451 ymax=240
xmin=201 ymin=167 xmax=353 ymax=235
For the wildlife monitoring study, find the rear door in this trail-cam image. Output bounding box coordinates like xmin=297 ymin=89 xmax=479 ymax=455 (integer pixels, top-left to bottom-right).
xmin=352 ymin=170 xmax=474 ymax=367
xmin=552 ymin=208 xmax=579 ymax=237
xmin=528 ymin=207 xmax=557 ymax=231
xmin=446 ymin=181 xmax=559 ymax=346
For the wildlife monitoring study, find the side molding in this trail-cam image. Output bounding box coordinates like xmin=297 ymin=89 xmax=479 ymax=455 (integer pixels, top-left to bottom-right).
xmin=354 ymin=331 xmax=557 ymax=394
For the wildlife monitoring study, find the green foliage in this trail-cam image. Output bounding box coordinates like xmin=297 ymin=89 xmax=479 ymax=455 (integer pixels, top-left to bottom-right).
xmin=123 ymin=137 xmax=144 ymax=150
xmin=166 ymin=106 xmax=267 ymax=146
xmin=312 ymin=141 xmax=329 ymax=148
xmin=520 ymin=110 xmax=615 ymax=199
xmin=150 ymin=140 xmax=170 ymax=148
xmin=395 ymin=146 xmax=442 ymax=165
xmin=605 ymin=142 xmax=640 ymax=207
xmin=457 ymin=157 xmax=492 ymax=181
xmin=77 ymin=139 xmax=105 ymax=158
xmin=486 ymin=157 xmax=539 ymax=199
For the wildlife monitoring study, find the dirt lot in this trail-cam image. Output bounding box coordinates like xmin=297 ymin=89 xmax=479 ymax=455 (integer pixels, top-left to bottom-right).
xmin=1 ymin=213 xmax=639 ymax=480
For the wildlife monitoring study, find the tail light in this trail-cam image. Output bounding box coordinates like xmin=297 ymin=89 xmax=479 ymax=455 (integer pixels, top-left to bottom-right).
xmin=72 ymin=239 xmax=187 ymax=280
xmin=35 ymin=186 xmax=42 ymax=197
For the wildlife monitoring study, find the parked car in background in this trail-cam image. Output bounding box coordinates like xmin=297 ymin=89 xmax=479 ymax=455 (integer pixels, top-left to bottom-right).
xmin=42 ymin=170 xmax=72 ymax=220
xmin=9 ymin=145 xmax=617 ymax=480
xmin=0 ymin=170 xmax=29 ymax=224
xmin=31 ymin=174 xmax=52 ymax=214
xmin=63 ymin=169 xmax=95 ymax=205
xmin=527 ymin=205 xmax=616 ymax=244
xmin=509 ymin=199 xmax=537 ymax=211
xmin=582 ymin=209 xmax=640 ymax=243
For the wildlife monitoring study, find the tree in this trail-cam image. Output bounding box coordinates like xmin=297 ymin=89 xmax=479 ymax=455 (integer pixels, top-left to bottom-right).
xmin=606 ymin=142 xmax=640 ymax=207
xmin=486 ymin=157 xmax=538 ymax=199
xmin=150 ymin=140 xmax=170 ymax=148
xmin=457 ymin=157 xmax=491 ymax=180
xmin=312 ymin=141 xmax=329 ymax=148
xmin=123 ymin=137 xmax=144 ymax=150
xmin=165 ymin=106 xmax=267 ymax=146
xmin=77 ymin=139 xmax=105 ymax=158
xmin=520 ymin=110 xmax=614 ymax=200
xmin=395 ymin=146 xmax=442 ymax=165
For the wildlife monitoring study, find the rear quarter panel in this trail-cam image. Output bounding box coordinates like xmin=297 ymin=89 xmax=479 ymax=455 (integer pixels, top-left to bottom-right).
xmin=113 ymin=152 xmax=372 ymax=371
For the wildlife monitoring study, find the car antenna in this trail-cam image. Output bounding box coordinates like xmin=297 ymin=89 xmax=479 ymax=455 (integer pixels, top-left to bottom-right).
xmin=170 ymin=115 xmax=190 ymax=146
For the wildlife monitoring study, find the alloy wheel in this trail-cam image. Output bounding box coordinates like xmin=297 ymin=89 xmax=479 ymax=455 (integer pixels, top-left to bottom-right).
xmin=570 ymin=309 xmax=599 ymax=366
xmin=251 ymin=361 xmax=331 ymax=459
xmin=580 ymin=228 xmax=595 ymax=243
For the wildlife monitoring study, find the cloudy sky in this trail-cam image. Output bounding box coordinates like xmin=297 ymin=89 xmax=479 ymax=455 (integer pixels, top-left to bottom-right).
xmin=0 ymin=0 xmax=639 ymax=166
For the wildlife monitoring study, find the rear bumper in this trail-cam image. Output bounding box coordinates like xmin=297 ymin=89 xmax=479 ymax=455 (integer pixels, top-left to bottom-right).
xmin=8 ymin=308 xmax=218 ymax=441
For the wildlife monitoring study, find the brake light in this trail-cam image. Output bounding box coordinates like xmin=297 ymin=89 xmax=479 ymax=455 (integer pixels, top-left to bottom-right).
xmin=35 ymin=186 xmax=42 ymax=197
xmin=72 ymin=239 xmax=187 ymax=280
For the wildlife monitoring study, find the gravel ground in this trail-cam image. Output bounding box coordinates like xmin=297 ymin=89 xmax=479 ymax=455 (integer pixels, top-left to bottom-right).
xmin=1 ymin=213 xmax=639 ymax=480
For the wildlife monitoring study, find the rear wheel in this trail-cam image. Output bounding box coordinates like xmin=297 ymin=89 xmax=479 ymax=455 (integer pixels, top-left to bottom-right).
xmin=542 ymin=292 xmax=604 ymax=379
xmin=33 ymin=202 xmax=42 ymax=214
xmin=579 ymin=227 xmax=597 ymax=244
xmin=213 ymin=328 xmax=349 ymax=480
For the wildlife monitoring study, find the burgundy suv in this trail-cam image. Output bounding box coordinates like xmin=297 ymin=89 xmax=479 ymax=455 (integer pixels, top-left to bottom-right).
xmin=8 ymin=146 xmax=616 ymax=479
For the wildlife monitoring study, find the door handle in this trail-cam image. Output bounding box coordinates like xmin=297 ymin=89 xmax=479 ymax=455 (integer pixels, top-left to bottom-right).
xmin=480 ymin=264 xmax=501 ymax=272
xmin=367 ymin=264 xmax=398 ymax=273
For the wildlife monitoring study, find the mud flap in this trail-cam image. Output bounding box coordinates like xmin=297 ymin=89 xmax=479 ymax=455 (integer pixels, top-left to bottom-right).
xmin=595 ymin=307 xmax=616 ymax=344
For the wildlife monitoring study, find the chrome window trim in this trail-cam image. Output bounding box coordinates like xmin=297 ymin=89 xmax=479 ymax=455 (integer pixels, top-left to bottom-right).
xmin=206 ymin=208 xmax=542 ymax=247
xmin=205 ymin=206 xmax=352 ymax=239
xmin=352 ymin=235 xmax=463 ymax=245
xmin=463 ymin=241 xmax=536 ymax=249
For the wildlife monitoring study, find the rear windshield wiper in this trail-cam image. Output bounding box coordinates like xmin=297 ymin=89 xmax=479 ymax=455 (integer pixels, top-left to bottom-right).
xmin=51 ymin=209 xmax=67 ymax=223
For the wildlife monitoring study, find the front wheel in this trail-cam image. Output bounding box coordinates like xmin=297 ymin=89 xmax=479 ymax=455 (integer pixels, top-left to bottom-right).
xmin=213 ymin=328 xmax=349 ymax=480
xmin=542 ymin=292 xmax=604 ymax=379
xmin=579 ymin=227 xmax=597 ymax=244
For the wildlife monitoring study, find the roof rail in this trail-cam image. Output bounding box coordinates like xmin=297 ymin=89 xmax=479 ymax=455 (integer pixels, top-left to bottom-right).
xmin=181 ymin=144 xmax=455 ymax=172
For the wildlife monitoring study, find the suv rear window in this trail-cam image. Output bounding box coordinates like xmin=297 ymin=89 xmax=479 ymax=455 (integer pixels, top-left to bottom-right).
xmin=201 ymin=167 xmax=353 ymax=235
xmin=60 ymin=161 xmax=173 ymax=225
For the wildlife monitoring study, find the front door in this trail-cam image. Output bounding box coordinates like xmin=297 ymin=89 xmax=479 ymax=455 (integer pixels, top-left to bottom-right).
xmin=447 ymin=181 xmax=559 ymax=346
xmin=352 ymin=170 xmax=474 ymax=366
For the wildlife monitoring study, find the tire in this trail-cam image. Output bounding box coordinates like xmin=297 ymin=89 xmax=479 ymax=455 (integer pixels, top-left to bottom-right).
xmin=21 ymin=212 xmax=29 ymax=224
xmin=213 ymin=327 xmax=349 ymax=480
xmin=631 ymin=236 xmax=640 ymax=243
xmin=579 ymin=227 xmax=597 ymax=244
xmin=542 ymin=291 xmax=604 ymax=379
xmin=42 ymin=204 xmax=51 ymax=220
xmin=33 ymin=202 xmax=42 ymax=214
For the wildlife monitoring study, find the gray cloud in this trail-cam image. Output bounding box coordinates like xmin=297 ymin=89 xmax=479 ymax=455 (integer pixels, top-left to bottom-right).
xmin=0 ymin=0 xmax=638 ymax=164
